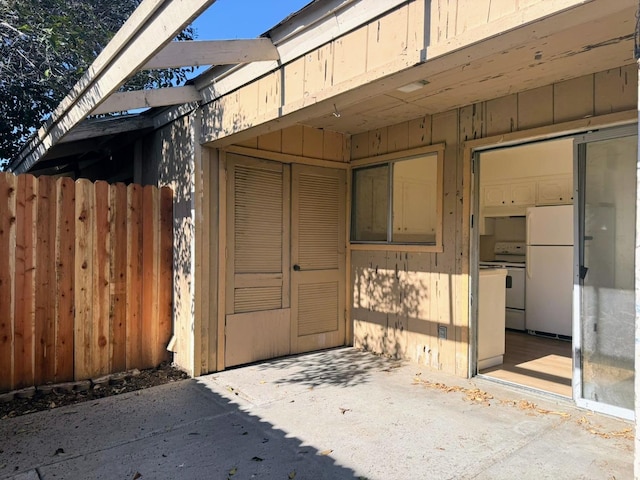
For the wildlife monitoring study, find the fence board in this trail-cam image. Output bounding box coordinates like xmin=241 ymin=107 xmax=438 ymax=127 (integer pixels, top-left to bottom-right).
xmin=142 ymin=186 xmax=159 ymax=368
xmin=0 ymin=172 xmax=173 ymax=392
xmin=158 ymin=187 xmax=173 ymax=365
xmin=126 ymin=184 xmax=144 ymax=369
xmin=35 ymin=176 xmax=56 ymax=385
xmin=55 ymin=177 xmax=75 ymax=382
xmin=93 ymin=181 xmax=111 ymax=377
xmin=74 ymin=179 xmax=94 ymax=380
xmin=0 ymin=174 xmax=17 ymax=391
xmin=110 ymin=183 xmax=128 ymax=372
xmin=13 ymin=174 xmax=36 ymax=389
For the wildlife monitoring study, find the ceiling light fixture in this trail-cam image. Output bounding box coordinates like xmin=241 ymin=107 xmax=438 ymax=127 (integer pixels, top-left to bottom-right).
xmin=397 ymin=80 xmax=430 ymax=93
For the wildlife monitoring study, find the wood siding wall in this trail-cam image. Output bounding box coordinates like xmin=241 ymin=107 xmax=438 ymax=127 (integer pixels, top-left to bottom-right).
xmin=236 ymin=125 xmax=350 ymax=163
xmin=429 ymin=0 xmax=584 ymax=45
xmin=0 ymin=173 xmax=173 ymax=392
xmin=350 ymin=65 xmax=637 ymax=377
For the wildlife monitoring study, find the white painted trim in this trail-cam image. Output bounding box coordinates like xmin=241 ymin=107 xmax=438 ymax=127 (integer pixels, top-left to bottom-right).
xmin=143 ymin=39 xmax=279 ymax=69
xmin=92 ymin=86 xmax=201 ymax=115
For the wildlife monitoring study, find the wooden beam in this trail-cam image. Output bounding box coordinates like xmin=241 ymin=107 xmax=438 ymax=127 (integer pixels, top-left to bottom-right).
xmin=11 ymin=0 xmax=216 ymax=174
xmin=143 ymin=39 xmax=279 ymax=69
xmin=91 ymin=86 xmax=201 ymax=115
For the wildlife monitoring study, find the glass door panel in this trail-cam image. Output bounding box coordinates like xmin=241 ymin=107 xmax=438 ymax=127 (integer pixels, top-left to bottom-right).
xmin=578 ymin=132 xmax=636 ymax=413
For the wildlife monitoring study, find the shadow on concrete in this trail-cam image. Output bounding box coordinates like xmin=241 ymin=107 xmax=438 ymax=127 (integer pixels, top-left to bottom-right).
xmin=255 ymin=348 xmax=403 ymax=389
xmin=0 ymin=379 xmax=359 ymax=480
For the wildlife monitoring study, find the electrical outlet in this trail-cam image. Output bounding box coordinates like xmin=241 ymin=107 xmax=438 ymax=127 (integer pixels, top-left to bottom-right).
xmin=438 ymin=325 xmax=447 ymax=339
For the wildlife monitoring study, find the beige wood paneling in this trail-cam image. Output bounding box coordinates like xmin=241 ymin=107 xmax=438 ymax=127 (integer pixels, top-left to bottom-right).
xmin=283 ymin=57 xmax=305 ymax=106
xmin=366 ymin=7 xmax=408 ymax=71
xmin=333 ymin=28 xmax=368 ymax=86
xmin=518 ymin=86 xmax=554 ymax=130
xmin=302 ymin=125 xmax=324 ymax=159
xmin=257 ymin=130 xmax=282 ymax=152
xmin=282 ymin=125 xmax=304 ymax=156
xmin=225 ymin=309 xmax=291 ymax=367
xmin=304 ymin=43 xmax=334 ymax=98
xmin=485 ymin=94 xmax=518 ymax=137
xmin=252 ymin=125 xmax=349 ymax=163
xmin=553 ymin=76 xmax=594 ymax=123
xmin=594 ymin=65 xmax=636 ymax=115
xmin=351 ymin=132 xmax=369 ymax=160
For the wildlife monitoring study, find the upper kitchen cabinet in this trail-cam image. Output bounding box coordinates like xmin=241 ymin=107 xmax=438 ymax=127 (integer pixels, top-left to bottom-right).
xmin=536 ymin=175 xmax=574 ymax=205
xmin=479 ymin=139 xmax=574 ymax=219
xmin=482 ymin=181 xmax=536 ymax=208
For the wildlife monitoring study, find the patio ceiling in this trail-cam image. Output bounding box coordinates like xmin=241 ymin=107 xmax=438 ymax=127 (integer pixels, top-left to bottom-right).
xmin=296 ymin=3 xmax=636 ymax=135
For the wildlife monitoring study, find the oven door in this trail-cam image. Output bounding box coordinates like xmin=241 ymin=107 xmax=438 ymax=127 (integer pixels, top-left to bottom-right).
xmin=505 ymin=268 xmax=525 ymax=309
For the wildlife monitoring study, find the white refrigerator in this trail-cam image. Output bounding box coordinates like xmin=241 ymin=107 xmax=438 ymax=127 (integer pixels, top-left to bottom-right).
xmin=526 ymin=205 xmax=573 ymax=337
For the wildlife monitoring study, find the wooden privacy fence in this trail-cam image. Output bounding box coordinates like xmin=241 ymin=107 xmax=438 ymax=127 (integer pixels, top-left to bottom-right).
xmin=0 ymin=172 xmax=173 ymax=393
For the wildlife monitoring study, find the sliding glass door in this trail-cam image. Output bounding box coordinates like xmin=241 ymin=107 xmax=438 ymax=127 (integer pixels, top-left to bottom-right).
xmin=574 ymin=126 xmax=636 ymax=418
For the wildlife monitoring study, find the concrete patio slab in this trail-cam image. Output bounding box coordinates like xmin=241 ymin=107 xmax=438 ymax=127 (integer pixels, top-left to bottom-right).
xmin=0 ymin=348 xmax=633 ymax=479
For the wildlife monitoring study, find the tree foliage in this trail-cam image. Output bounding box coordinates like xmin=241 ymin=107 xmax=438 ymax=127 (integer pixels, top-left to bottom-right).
xmin=0 ymin=0 xmax=194 ymax=162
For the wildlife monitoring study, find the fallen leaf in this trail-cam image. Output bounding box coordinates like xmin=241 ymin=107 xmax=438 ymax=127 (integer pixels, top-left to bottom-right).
xmin=339 ymin=408 xmax=351 ymax=415
xmin=320 ymin=449 xmax=333 ymax=456
xmin=54 ymin=448 xmax=65 ymax=456
xmin=251 ymin=456 xmax=263 ymax=462
xmin=132 ymin=473 xmax=142 ymax=480
xmin=288 ymin=471 xmax=297 ymax=479
xmin=229 ymin=467 xmax=237 ymax=476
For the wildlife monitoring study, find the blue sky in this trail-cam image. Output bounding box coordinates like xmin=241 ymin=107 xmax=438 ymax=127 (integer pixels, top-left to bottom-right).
xmin=191 ymin=0 xmax=311 ymax=40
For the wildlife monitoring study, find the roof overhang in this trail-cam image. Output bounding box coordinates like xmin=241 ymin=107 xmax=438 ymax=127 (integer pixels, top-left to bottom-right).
xmin=10 ymin=0 xmax=285 ymax=174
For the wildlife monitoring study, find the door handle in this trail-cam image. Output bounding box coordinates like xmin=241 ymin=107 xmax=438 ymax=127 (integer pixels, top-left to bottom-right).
xmin=293 ymin=264 xmax=301 ymax=271
xmin=506 ymin=275 xmax=512 ymax=288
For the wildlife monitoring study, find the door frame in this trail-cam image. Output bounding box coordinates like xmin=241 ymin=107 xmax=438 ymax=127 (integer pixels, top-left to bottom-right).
xmin=215 ymin=148 xmax=350 ymax=371
xmin=466 ymin=112 xmax=636 ymax=406
xmin=572 ymin=124 xmax=636 ymax=420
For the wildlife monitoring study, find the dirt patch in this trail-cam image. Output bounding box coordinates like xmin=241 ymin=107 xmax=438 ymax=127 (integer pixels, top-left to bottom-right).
xmin=0 ymin=363 xmax=189 ymax=419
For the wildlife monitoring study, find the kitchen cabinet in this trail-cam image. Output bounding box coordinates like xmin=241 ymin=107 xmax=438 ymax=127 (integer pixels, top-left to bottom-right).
xmin=536 ymin=175 xmax=573 ymax=205
xmin=482 ymin=181 xmax=535 ymax=208
xmin=478 ymin=267 xmax=507 ymax=369
xmin=479 ymin=175 xmax=574 ymax=226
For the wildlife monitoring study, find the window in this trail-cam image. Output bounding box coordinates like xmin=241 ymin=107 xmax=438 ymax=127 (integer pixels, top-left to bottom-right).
xmin=350 ymin=148 xmax=443 ymax=248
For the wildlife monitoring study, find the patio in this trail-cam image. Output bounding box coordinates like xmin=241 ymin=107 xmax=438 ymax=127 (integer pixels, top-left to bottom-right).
xmin=1 ymin=348 xmax=633 ymax=479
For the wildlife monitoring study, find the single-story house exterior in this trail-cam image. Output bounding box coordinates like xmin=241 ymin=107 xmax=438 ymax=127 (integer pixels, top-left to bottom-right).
xmin=10 ymin=0 xmax=640 ymax=455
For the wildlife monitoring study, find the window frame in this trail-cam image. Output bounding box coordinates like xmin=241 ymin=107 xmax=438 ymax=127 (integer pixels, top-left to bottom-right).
xmin=349 ymin=144 xmax=445 ymax=253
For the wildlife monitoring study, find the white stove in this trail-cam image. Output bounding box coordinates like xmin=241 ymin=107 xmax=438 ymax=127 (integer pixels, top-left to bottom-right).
xmin=479 ymin=242 xmax=526 ymax=330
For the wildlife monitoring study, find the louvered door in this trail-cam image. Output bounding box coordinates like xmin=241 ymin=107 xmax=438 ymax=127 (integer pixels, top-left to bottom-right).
xmin=291 ymin=165 xmax=346 ymax=354
xmin=224 ymin=154 xmax=290 ymax=367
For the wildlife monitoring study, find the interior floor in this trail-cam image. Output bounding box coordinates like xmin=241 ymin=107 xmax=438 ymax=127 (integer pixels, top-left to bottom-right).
xmin=479 ymin=330 xmax=572 ymax=397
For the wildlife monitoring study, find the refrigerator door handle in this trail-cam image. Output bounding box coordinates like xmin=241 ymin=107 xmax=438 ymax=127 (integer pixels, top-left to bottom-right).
xmin=526 ymin=245 xmax=531 ymax=279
